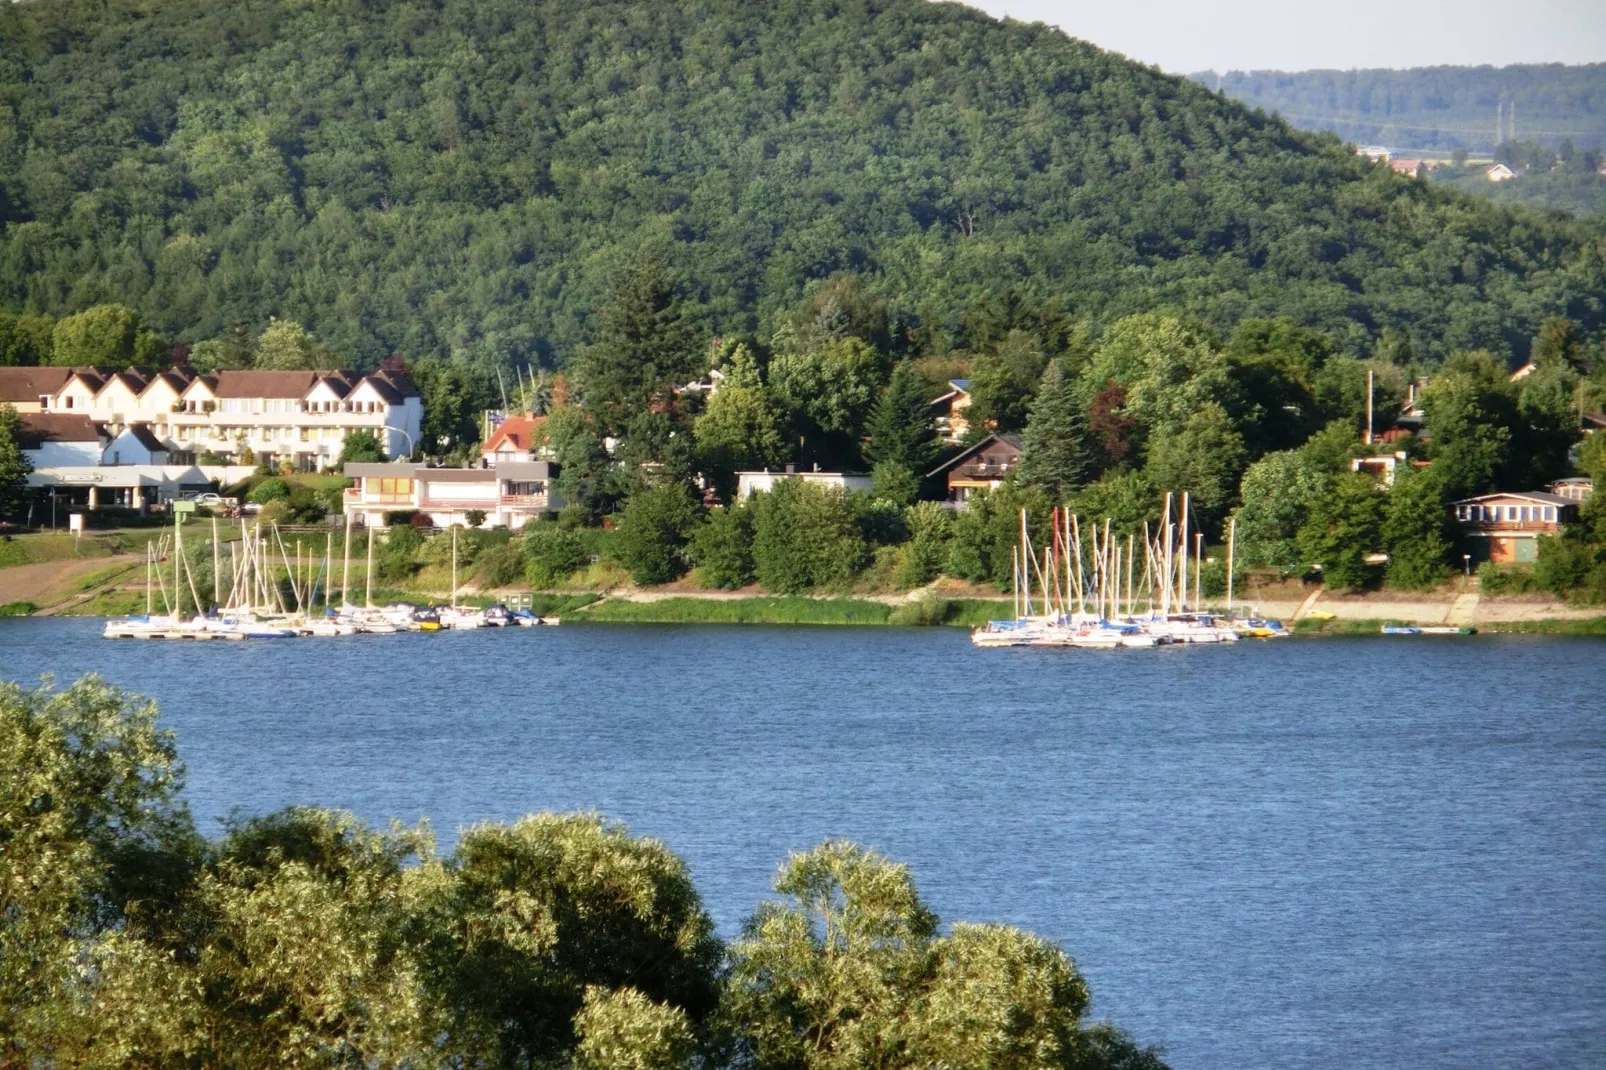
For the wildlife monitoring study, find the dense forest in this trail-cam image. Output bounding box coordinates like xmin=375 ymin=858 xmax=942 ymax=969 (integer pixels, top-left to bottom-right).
xmin=2 ymin=0 xmax=1605 ymax=376
xmin=1194 ymin=64 xmax=1606 ymax=156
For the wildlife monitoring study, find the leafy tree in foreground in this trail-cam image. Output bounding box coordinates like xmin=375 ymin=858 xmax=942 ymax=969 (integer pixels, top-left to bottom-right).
xmin=1230 ymin=450 xmax=1331 ymax=572
xmin=695 ymin=381 xmax=787 ymax=502
xmin=523 ymin=521 xmax=590 ymax=588
xmin=728 ymin=841 xmax=1164 ymax=1070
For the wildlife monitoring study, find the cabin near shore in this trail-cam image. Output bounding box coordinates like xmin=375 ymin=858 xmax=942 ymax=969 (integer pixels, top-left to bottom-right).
xmin=1452 ymin=490 xmax=1578 ymax=563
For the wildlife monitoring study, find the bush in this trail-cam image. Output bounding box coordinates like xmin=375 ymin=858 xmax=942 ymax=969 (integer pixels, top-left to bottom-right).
xmin=888 ymin=592 xmax=953 ymax=626
xmin=472 ymin=543 xmax=524 ymax=588
xmin=616 ymin=484 xmax=704 ymax=586
xmin=870 ymin=460 xmax=919 ymax=506
xmin=247 ymin=478 xmax=290 ymax=504
xmin=523 ymin=523 xmax=589 ymax=588
xmin=0 ymin=600 xmax=37 ymax=617
xmin=465 ymin=509 xmax=487 ymax=528
xmin=751 ymin=480 xmax=867 ymax=594
xmin=383 ymin=510 xmax=419 ymax=526
xmin=1477 ymin=560 xmax=1542 ymax=595
xmin=691 ymin=506 xmax=755 ymax=589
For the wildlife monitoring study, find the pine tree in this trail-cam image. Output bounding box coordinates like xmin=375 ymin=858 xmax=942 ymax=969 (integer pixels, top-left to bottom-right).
xmin=576 ymin=257 xmax=699 ymax=436
xmin=1016 ymin=360 xmax=1092 ymax=502
xmin=865 ymin=362 xmax=938 ymax=474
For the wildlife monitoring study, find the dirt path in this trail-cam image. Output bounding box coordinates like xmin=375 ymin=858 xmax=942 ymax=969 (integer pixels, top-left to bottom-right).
xmin=0 ymin=558 xmax=126 ymax=608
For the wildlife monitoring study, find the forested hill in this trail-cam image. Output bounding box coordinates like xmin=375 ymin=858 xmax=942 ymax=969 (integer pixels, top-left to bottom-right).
xmin=1191 ymin=65 xmax=1606 ymax=157
xmin=0 ymin=0 xmax=1603 ymax=371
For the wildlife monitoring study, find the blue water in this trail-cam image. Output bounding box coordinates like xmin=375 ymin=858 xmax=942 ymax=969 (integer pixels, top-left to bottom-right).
xmin=2 ymin=618 xmax=1602 ymax=1069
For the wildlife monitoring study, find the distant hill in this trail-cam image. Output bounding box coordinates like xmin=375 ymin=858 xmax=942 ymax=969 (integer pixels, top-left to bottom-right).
xmin=0 ymin=0 xmax=1603 ymax=370
xmin=1190 ymin=64 xmax=1606 ymax=157
xmin=1191 ymin=64 xmax=1606 ymax=216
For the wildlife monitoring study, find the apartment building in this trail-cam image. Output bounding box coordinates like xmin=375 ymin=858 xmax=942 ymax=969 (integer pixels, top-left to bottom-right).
xmin=2 ymin=363 xmax=422 ymax=471
xmin=343 ymin=461 xmax=562 ymax=530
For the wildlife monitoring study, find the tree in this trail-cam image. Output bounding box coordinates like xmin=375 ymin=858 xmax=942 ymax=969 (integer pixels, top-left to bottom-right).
xmin=574 ymin=985 xmax=696 ymax=1070
xmin=542 ymin=404 xmax=613 ymax=519
xmin=1381 ymin=467 xmax=1452 ymax=589
xmin=0 ymin=404 xmax=33 ymax=523
xmin=253 ymin=318 xmax=325 ymax=370
xmin=338 ymin=429 xmax=386 ymax=466
xmin=1143 ymin=402 xmax=1247 ymax=535
xmin=870 ymin=461 xmax=920 ymax=506
xmin=576 ymin=258 xmax=700 ymax=436
xmin=411 ymin=814 xmax=722 ymax=1067
xmin=943 ymin=483 xmax=1052 ymax=589
xmin=963 ymin=330 xmax=1049 ymax=436
xmin=694 ymin=383 xmax=786 ymax=502
xmin=1225 ymin=318 xmax=1330 ymax=456
xmin=1016 ymin=359 xmax=1094 ymax=502
xmin=1066 ymin=470 xmax=1160 ymax=538
xmin=727 ymin=842 xmax=1162 ymax=1070
xmin=1079 ymin=315 xmax=1238 ymax=451
xmin=0 ymin=312 xmax=55 ymax=367
xmin=690 ymin=505 xmax=756 ymax=589
xmin=0 ymin=676 xmax=198 ymax=1055
xmin=750 ymin=480 xmax=867 ymax=593
xmin=1230 ymin=450 xmax=1330 ymax=571
xmin=866 ymin=362 xmax=939 ymax=475
xmin=50 ymin=304 xmax=142 ymax=366
xmin=1297 ymin=473 xmax=1385 ymax=588
xmin=1421 ymin=351 xmax=1518 ymax=499
xmin=616 ymin=483 xmax=704 ymax=586
xmin=769 ymin=336 xmax=888 ymax=466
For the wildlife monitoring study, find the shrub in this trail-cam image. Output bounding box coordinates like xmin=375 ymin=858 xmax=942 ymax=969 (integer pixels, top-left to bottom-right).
xmin=465 ymin=509 xmax=487 ymax=528
xmin=691 ymin=506 xmax=755 ymax=589
xmin=1477 ymin=560 xmax=1542 ymax=595
xmin=383 ymin=510 xmax=419 ymax=527
xmin=616 ymin=484 xmax=704 ymax=586
xmin=523 ymin=523 xmax=589 ymax=588
xmin=889 ymin=592 xmax=953 ymax=626
xmin=751 ymin=480 xmax=867 ymax=594
xmin=0 ymin=600 xmax=36 ymax=617
xmin=247 ymin=478 xmax=290 ymax=504
xmin=472 ymin=543 xmax=524 ymax=588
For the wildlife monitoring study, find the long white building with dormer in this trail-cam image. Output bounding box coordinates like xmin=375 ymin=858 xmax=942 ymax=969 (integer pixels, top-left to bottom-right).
xmin=2 ymin=363 xmax=422 ymax=472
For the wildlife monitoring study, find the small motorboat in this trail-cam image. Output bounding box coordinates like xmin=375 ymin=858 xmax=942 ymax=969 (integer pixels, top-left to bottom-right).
xmin=482 ymin=604 xmax=513 ymax=627
xmin=411 ymin=607 xmax=442 ymax=632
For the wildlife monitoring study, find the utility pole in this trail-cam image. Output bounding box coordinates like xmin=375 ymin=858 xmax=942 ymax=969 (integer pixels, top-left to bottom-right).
xmin=1365 ymin=367 xmax=1374 ymax=446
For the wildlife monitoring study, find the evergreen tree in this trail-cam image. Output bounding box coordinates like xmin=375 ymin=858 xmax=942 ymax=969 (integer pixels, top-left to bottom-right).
xmin=865 ymin=362 xmax=938 ymax=474
xmin=576 ymin=258 xmax=699 ymax=436
xmin=1016 ymin=359 xmax=1093 ymax=503
xmin=0 ymin=404 xmax=33 ymax=523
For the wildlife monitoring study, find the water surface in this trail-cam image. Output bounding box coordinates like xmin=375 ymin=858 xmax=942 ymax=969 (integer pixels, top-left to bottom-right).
xmin=2 ymin=618 xmax=1602 ymax=1069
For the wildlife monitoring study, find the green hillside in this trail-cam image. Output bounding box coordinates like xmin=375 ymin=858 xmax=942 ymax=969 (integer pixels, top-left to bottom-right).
xmin=1 ymin=0 xmax=1604 ymax=369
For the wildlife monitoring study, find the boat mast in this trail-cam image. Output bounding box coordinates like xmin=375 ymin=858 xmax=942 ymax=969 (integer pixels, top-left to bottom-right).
xmin=212 ymin=517 xmax=221 ymax=611
xmin=365 ymin=524 xmax=375 ymax=609
xmin=1226 ymin=515 xmax=1237 ymax=617
xmin=451 ymin=525 xmax=459 ymax=608
xmin=1194 ymin=532 xmax=1203 ymax=612
xmin=342 ymin=515 xmax=352 ymax=609
xmin=145 ymin=542 xmax=152 ymax=616
xmin=1126 ymin=532 xmax=1136 ymax=620
xmin=1178 ymin=491 xmax=1190 ymax=612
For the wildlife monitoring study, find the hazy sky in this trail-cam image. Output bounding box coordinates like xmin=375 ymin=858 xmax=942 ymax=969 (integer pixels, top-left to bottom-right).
xmin=963 ymin=0 xmax=1606 ymax=73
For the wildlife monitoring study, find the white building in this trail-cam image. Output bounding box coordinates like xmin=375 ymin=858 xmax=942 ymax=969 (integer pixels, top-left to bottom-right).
xmin=735 ymin=466 xmax=874 ymax=499
xmin=15 ymin=413 xmax=104 ymax=468
xmin=4 ymin=363 xmax=423 ymax=472
xmin=343 ymin=461 xmax=563 ymax=530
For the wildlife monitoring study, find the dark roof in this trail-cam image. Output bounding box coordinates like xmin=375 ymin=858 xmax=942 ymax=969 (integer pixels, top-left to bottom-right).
xmin=355 ymin=376 xmax=404 ymax=404
xmin=924 ymin=432 xmax=1023 ymax=478
xmin=370 ymin=369 xmax=419 ymax=398
xmin=119 ymin=423 xmax=168 ymax=453
xmin=211 ymin=370 xmax=324 ymax=398
xmin=16 ymin=413 xmax=102 ymax=448
xmin=0 ymin=366 xmax=72 ymax=403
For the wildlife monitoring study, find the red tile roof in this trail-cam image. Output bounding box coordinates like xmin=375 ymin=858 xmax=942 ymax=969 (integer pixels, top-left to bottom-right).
xmin=483 ymin=416 xmax=545 ymax=454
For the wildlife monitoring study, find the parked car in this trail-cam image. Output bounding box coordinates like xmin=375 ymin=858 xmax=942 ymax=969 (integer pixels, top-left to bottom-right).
xmin=242 ymin=502 xmax=263 ymax=514
xmin=195 ymin=493 xmax=223 ymax=506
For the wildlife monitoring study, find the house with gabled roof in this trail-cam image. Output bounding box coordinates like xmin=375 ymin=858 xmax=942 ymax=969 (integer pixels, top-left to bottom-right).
xmin=0 ymin=367 xmax=72 ymax=413
xmin=482 ymin=415 xmax=548 ymax=466
xmin=926 ymin=432 xmax=1022 ymax=505
xmin=1453 ymin=490 xmax=1579 ymax=563
xmin=15 ymin=413 xmax=106 ymax=467
xmin=930 ymin=379 xmax=973 ymax=444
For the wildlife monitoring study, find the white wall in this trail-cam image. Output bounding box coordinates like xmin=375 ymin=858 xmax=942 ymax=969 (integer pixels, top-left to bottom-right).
xmin=26 ymin=441 xmax=102 ymax=468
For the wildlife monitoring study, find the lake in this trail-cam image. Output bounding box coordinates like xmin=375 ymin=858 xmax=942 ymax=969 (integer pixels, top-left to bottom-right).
xmin=1 ymin=618 xmax=1602 ymax=1069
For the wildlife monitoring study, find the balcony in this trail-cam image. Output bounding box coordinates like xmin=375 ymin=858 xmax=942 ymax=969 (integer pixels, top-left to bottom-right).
xmin=951 ymin=462 xmax=1014 ymax=482
xmin=1456 ymin=518 xmax=1564 ymax=534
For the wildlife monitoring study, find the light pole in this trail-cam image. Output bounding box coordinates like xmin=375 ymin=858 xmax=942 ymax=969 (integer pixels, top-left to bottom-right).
xmin=387 ymin=427 xmax=416 ymax=460
xmin=1463 ymin=554 xmax=1472 ymax=578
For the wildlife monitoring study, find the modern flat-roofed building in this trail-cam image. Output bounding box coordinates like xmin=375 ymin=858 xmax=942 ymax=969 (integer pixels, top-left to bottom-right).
xmin=343 ymin=461 xmax=562 ymax=529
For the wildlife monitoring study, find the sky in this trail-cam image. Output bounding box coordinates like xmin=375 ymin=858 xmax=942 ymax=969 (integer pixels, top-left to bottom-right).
xmin=963 ymin=0 xmax=1606 ymax=73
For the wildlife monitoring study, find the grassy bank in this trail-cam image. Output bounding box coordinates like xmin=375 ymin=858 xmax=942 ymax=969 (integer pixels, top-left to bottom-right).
xmin=572 ymin=595 xmax=1009 ymax=628
xmin=1478 ymin=617 xmax=1606 ymax=635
